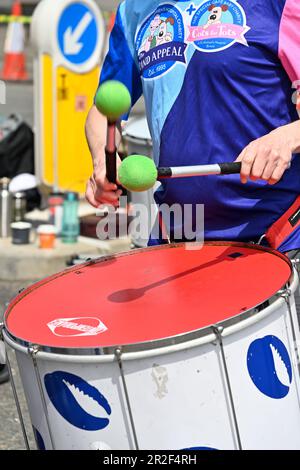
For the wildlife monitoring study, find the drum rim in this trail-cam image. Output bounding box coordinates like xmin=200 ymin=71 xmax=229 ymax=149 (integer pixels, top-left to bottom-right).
xmin=3 ymin=242 xmax=294 ymax=356
xmin=123 ymin=116 xmax=152 ymax=145
xmin=124 ymin=134 xmax=152 ymax=146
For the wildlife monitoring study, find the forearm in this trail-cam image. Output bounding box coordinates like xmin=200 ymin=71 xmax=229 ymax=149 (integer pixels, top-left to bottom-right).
xmin=85 ymin=105 xmax=122 ymax=170
xmin=291 ymin=120 xmax=300 ymax=153
xmin=273 ymin=120 xmax=300 ymax=154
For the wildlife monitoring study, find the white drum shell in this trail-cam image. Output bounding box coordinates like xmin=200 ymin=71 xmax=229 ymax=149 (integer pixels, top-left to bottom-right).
xmin=4 ymin=269 xmax=300 ymax=450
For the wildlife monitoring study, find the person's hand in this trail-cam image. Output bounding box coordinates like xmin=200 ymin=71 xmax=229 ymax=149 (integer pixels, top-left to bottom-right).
xmin=236 ymin=126 xmax=294 ymax=185
xmin=86 ymin=155 xmax=122 ymax=208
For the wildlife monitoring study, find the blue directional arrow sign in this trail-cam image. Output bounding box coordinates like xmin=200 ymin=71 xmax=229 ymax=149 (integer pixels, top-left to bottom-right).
xmin=58 ymin=3 xmax=98 ymax=65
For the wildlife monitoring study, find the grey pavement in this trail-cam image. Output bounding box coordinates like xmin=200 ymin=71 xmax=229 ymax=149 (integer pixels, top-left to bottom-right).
xmin=1 ymin=279 xmax=36 ymax=450
xmin=0 ymin=351 xmax=36 ymax=450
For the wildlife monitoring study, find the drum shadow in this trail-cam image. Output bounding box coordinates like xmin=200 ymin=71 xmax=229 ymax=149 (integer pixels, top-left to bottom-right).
xmin=108 ymin=247 xmax=256 ymax=303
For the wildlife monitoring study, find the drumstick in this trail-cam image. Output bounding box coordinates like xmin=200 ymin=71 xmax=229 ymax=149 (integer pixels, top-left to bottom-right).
xmin=118 ymin=154 xmax=242 ymax=192
xmin=95 ymin=81 xmax=131 ymax=184
xmin=158 ymin=162 xmax=242 ymax=178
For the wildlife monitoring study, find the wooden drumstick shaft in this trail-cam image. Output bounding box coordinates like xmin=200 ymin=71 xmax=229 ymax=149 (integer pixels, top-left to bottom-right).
xmin=105 ymin=122 xmax=117 ymax=184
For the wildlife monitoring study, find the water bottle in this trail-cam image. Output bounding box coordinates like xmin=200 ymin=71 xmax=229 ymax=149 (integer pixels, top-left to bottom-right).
xmin=12 ymin=191 xmax=27 ymax=222
xmin=0 ymin=178 xmax=12 ymax=238
xmin=62 ymin=192 xmax=79 ymax=244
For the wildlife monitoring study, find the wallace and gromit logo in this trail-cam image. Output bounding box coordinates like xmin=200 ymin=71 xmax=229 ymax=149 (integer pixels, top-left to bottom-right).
xmin=188 ymin=0 xmax=250 ymax=52
xmin=135 ymin=4 xmax=187 ymax=79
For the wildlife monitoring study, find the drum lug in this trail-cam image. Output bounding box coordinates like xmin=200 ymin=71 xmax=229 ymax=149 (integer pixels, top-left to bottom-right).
xmin=257 ymin=234 xmax=266 ymax=245
xmin=114 ymin=347 xmax=122 ymax=361
xmin=3 ymin=332 xmax=31 ymax=450
xmin=0 ymin=322 xmax=4 ymax=340
xmin=28 ymin=344 xmax=40 ymax=358
xmin=114 ymin=347 xmax=125 ymax=369
xmin=278 ymin=287 xmax=292 ymax=301
xmin=279 ymin=287 xmax=300 ymax=371
xmin=211 ymin=324 xmax=242 ymax=450
xmin=28 ymin=343 xmax=56 ymax=449
xmin=114 ymin=347 xmax=139 ymax=450
xmin=291 ymin=259 xmax=300 ymax=275
xmin=211 ymin=326 xmax=223 ymax=345
xmin=211 ymin=325 xmax=224 ymax=339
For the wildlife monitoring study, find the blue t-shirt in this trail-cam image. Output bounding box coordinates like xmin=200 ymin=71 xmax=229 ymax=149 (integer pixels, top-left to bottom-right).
xmin=99 ymin=0 xmax=300 ymax=252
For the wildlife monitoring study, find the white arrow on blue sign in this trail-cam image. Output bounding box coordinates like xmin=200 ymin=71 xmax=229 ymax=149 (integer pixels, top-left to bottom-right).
xmin=57 ymin=3 xmax=98 ymax=65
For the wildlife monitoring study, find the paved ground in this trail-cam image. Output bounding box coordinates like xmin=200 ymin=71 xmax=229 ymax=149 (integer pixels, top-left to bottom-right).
xmin=0 ymin=342 xmax=36 ymax=450
xmin=0 ymin=278 xmax=36 ymax=450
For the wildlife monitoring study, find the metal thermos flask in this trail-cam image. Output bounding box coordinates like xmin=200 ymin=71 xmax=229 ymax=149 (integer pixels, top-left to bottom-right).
xmin=0 ymin=177 xmax=12 ymax=238
xmin=13 ymin=191 xmax=27 ymax=222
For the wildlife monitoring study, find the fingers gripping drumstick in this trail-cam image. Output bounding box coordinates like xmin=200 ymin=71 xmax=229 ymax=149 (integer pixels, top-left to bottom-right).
xmin=95 ymin=81 xmax=132 ymax=184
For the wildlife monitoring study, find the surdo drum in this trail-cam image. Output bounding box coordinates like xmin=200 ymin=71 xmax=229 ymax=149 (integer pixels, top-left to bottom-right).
xmin=3 ymin=242 xmax=300 ymax=450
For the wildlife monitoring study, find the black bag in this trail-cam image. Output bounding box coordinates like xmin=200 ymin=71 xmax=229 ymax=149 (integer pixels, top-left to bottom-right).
xmin=0 ymin=114 xmax=34 ymax=178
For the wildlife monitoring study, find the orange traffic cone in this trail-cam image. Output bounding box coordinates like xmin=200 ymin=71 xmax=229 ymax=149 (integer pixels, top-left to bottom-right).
xmin=108 ymin=12 xmax=116 ymax=33
xmin=1 ymin=1 xmax=28 ymax=81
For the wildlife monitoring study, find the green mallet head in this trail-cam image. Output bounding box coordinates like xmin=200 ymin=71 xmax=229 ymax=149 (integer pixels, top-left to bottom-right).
xmin=119 ymin=155 xmax=158 ymax=192
xmin=95 ymin=80 xmax=131 ymax=122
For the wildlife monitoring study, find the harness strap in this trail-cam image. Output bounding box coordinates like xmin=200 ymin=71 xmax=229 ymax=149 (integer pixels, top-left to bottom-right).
xmin=265 ymin=195 xmax=300 ymax=249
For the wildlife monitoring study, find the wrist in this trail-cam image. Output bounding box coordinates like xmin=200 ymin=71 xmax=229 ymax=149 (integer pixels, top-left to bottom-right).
xmin=291 ymin=120 xmax=300 ymax=153
xmin=272 ymin=121 xmax=300 ymax=154
xmin=92 ymin=144 xmax=106 ymax=171
xmin=285 ymin=121 xmax=300 ymax=154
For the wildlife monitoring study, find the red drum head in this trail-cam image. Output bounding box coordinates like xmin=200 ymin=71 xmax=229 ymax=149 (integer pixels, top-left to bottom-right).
xmin=4 ymin=243 xmax=292 ymax=350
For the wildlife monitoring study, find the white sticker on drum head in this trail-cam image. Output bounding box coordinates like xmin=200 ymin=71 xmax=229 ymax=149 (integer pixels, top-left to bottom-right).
xmin=47 ymin=317 xmax=107 ymax=337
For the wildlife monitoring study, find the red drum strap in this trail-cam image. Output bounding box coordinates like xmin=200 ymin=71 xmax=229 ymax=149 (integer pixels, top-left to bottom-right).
xmin=266 ymin=195 xmax=300 ymax=249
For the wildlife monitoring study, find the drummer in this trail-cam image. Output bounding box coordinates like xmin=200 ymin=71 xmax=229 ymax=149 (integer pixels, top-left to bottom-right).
xmin=85 ymin=0 xmax=300 ymax=253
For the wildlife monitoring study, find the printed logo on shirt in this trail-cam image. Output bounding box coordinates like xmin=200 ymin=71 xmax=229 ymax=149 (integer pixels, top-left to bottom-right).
xmin=135 ymin=4 xmax=187 ymax=79
xmin=188 ymin=0 xmax=250 ymax=52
